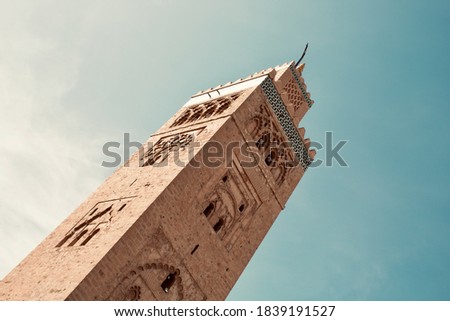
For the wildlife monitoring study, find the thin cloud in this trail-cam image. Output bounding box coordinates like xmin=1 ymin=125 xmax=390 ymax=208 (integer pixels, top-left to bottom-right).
xmin=0 ymin=2 xmax=106 ymax=278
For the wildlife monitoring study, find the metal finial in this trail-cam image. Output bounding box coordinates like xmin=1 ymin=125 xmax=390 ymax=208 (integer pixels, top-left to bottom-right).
xmin=295 ymin=43 xmax=309 ymax=67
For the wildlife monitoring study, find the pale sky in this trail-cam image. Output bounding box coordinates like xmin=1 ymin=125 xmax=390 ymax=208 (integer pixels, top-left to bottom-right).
xmin=0 ymin=0 xmax=449 ymax=300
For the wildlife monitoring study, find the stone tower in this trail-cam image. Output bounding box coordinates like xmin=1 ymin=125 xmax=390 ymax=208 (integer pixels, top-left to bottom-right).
xmin=0 ymin=62 xmax=315 ymax=300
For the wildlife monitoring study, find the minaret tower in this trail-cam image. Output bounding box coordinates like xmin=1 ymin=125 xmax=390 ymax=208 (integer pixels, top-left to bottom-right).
xmin=0 ymin=61 xmax=315 ymax=300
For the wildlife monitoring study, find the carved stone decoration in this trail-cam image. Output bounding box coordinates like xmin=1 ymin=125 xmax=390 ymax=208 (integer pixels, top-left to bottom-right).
xmin=283 ymin=78 xmax=305 ymax=112
xmin=141 ymin=129 xmax=203 ymax=167
xmin=202 ymin=164 xmax=261 ymax=251
xmin=171 ymin=93 xmax=241 ymax=128
xmin=288 ymin=65 xmax=313 ymax=108
xmin=246 ymin=103 xmax=295 ymax=185
xmin=246 ymin=103 xmax=272 ymax=139
xmin=106 ymin=227 xmax=207 ymax=301
xmin=260 ymin=77 xmax=312 ymax=170
xmin=56 ymin=197 xmax=135 ymax=248
xmin=109 ymin=263 xmax=183 ymax=301
xmin=124 ymin=286 xmax=141 ymax=301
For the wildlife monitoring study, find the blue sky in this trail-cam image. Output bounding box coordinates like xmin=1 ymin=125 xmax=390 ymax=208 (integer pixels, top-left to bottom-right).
xmin=0 ymin=0 xmax=449 ymax=300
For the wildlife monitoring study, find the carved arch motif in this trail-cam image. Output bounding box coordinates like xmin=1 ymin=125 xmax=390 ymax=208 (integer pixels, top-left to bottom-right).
xmin=204 ymin=186 xmax=238 ymax=240
xmin=56 ymin=197 xmax=135 ymax=248
xmin=141 ymin=133 xmax=194 ymax=167
xmin=201 ymin=166 xmax=259 ymax=251
xmin=246 ymin=103 xmax=294 ymax=185
xmin=140 ymin=128 xmax=204 ymax=167
xmin=171 ymin=93 xmax=241 ymax=128
xmin=109 ymin=262 xmax=184 ymax=301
